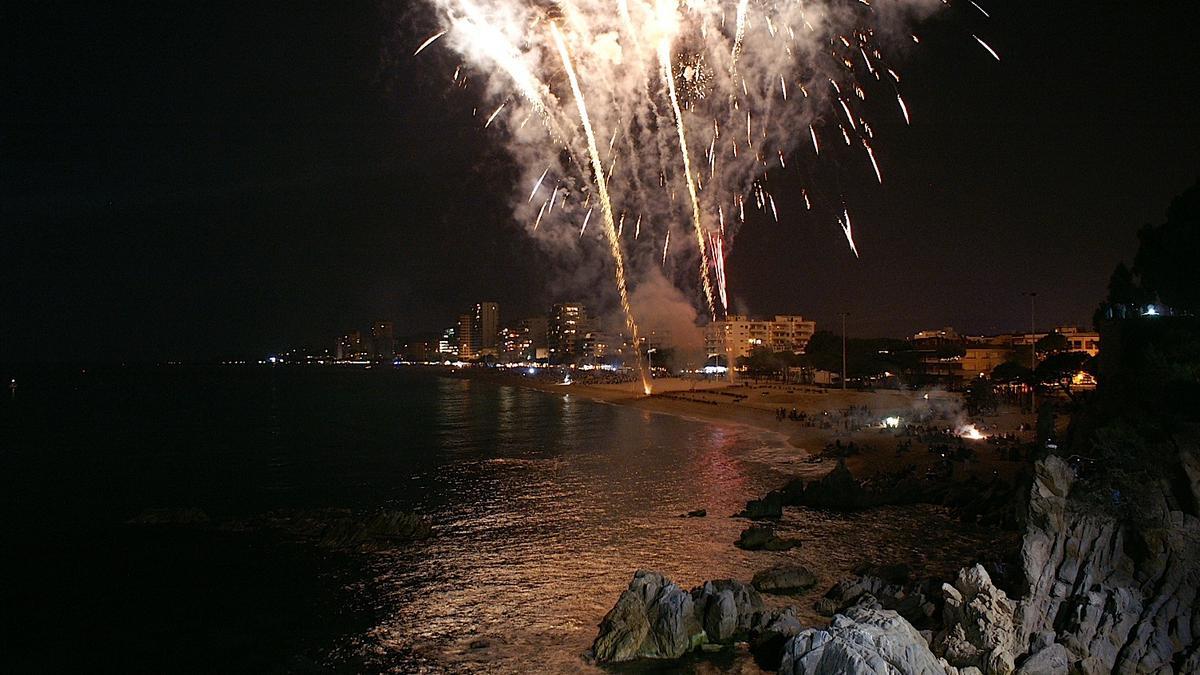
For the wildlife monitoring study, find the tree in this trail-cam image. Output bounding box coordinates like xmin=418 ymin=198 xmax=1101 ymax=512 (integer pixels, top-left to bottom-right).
xmin=991 ymin=360 xmax=1032 ymax=385
xmin=802 ymin=331 xmax=842 ymax=373
xmin=1100 ymin=179 xmax=1200 ymax=317
xmin=1132 ymin=180 xmax=1200 ymax=313
xmin=1034 ymin=351 xmax=1093 ymax=401
xmin=736 ymin=346 xmax=782 ymax=380
xmin=1036 ymin=331 xmax=1070 ymax=355
xmin=965 ymin=376 xmax=998 ymax=415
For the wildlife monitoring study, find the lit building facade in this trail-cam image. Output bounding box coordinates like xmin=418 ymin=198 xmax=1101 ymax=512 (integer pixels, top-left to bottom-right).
xmin=521 ymin=316 xmax=549 ymax=359
xmin=439 ymin=327 xmax=458 ymax=357
xmin=704 ymin=315 xmax=816 ymax=361
xmin=371 ymin=320 xmax=395 ymax=360
xmin=474 ymin=302 xmax=500 ymax=356
xmin=549 ymin=302 xmax=591 ymax=363
xmin=1058 ymin=326 xmax=1100 ymax=357
xmin=336 ymin=330 xmax=366 ymax=361
xmin=457 ymin=314 xmax=475 ymax=359
xmin=961 ymin=345 xmax=1015 ymax=378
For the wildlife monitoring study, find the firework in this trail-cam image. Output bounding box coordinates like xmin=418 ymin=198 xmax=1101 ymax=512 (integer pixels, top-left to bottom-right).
xmin=416 ymin=0 xmax=990 ymax=386
xmin=551 ymin=23 xmax=651 ymax=395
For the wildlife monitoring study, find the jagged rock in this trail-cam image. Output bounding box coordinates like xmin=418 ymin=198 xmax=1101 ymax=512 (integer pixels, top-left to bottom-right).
xmin=1182 ymin=647 xmax=1200 ymax=674
xmin=738 ymin=490 xmax=784 ymax=519
xmin=127 ymin=507 xmax=210 ymax=525
xmin=853 ymin=562 xmax=912 ymax=585
xmin=1013 ymin=642 xmax=1069 ymax=675
xmin=736 ymin=524 xmax=801 ymax=551
xmin=691 ymin=579 xmax=763 ymax=643
xmin=749 ymin=607 xmax=806 ymax=670
xmin=813 ymin=597 xmax=840 ymax=617
xmin=779 ymin=606 xmax=953 ymax=675
xmin=935 ymin=564 xmax=1017 ymax=675
xmin=1015 ymin=455 xmax=1200 ymax=673
xmin=818 ymin=576 xmax=892 ymax=614
xmin=753 ymin=564 xmax=818 ymax=594
xmin=591 ymin=571 xmax=705 ymax=662
xmin=790 ymin=459 xmax=872 ymax=511
xmin=814 ymin=573 xmax=940 ymax=631
xmin=683 ymin=508 xmax=707 ymax=518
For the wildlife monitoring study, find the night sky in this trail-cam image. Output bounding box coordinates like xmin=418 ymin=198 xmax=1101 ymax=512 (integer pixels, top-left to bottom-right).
xmin=3 ymin=1 xmax=1198 ymax=362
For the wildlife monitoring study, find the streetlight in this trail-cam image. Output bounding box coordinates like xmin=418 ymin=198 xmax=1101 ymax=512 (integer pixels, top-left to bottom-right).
xmin=838 ymin=312 xmax=850 ymax=390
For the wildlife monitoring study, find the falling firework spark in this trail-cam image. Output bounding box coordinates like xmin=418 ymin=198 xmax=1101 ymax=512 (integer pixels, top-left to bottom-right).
xmin=528 ymin=166 xmax=549 ymax=202
xmin=973 ymin=34 xmax=1001 ymax=61
xmin=551 ymin=24 xmax=651 ymax=395
xmin=839 ymin=208 xmax=860 ymax=258
xmin=413 ymin=30 xmax=447 ymax=55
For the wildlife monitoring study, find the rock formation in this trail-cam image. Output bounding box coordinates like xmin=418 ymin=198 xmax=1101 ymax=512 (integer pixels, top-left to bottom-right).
xmin=815 ymin=572 xmax=941 ymax=631
xmin=736 ymin=524 xmax=802 ymax=551
xmin=692 ymin=579 xmax=764 ymax=642
xmin=779 ymin=606 xmax=954 ymax=675
xmin=1008 ymin=453 xmax=1200 ymax=673
xmin=935 ymin=564 xmax=1017 ymax=675
xmin=591 ymin=572 xmax=764 ymax=663
xmin=594 ymin=447 xmax=1200 ymax=672
xmin=753 ymin=564 xmax=819 ymax=595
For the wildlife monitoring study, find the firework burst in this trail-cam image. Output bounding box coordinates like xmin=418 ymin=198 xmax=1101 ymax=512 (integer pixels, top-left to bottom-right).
xmin=414 ymin=0 xmax=997 ymax=390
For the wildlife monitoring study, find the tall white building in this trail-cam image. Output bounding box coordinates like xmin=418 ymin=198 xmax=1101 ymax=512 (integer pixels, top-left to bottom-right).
xmin=704 ymin=315 xmax=817 ymax=361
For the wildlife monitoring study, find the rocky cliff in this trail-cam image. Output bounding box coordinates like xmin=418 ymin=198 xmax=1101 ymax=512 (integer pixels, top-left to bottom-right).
xmin=1009 ymin=453 xmax=1200 ymax=673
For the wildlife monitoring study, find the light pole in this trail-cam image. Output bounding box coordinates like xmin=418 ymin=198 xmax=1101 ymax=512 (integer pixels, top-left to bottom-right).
xmin=838 ymin=312 xmax=850 ymax=390
xmin=1023 ymin=292 xmax=1037 ymax=411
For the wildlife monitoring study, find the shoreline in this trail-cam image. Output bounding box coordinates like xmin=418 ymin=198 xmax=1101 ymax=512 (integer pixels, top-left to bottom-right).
xmin=426 ymin=365 xmax=1032 ymax=485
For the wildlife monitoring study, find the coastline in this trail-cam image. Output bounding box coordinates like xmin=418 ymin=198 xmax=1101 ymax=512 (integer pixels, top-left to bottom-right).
xmin=428 ymin=365 xmax=1030 ymax=485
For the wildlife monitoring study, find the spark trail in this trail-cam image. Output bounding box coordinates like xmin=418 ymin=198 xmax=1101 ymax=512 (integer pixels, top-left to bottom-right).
xmin=551 ymin=23 xmax=651 ymax=394
xmin=660 ymin=39 xmax=717 ymax=319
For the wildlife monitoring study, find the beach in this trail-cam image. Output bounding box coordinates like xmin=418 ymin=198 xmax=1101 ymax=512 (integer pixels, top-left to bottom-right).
xmin=445 ymin=368 xmax=1035 ymax=486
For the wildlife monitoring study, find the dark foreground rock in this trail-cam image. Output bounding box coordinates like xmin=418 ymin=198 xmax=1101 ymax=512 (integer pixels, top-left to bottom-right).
xmin=814 ymin=573 xmax=941 ymax=631
xmin=779 ymin=606 xmax=954 ymax=675
xmin=753 ymin=565 xmax=818 ymax=595
xmin=736 ymin=524 xmax=801 ymax=551
xmin=739 ymin=458 xmax=1021 ymax=523
xmin=590 ymin=572 xmax=764 ymax=663
xmin=749 ymin=607 xmax=806 ymax=670
xmin=737 ymin=490 xmax=784 ymax=519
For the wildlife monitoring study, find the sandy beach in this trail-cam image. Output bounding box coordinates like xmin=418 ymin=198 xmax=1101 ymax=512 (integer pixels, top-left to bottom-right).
xmin=444 ymin=368 xmax=1035 ymax=487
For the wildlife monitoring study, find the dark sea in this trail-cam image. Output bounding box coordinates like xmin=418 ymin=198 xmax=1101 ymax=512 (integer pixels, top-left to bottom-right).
xmin=1 ymin=366 xmax=1001 ymax=673
xmin=0 ymin=366 xmax=797 ymax=673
